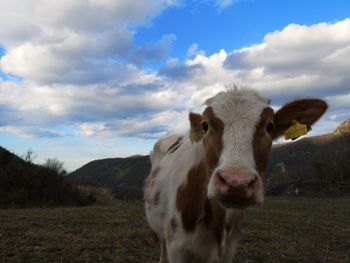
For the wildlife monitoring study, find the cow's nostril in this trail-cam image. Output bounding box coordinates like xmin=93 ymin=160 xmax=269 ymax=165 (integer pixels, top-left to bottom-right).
xmin=247 ymin=176 xmax=257 ymax=187
xmin=217 ymin=172 xmax=227 ymax=185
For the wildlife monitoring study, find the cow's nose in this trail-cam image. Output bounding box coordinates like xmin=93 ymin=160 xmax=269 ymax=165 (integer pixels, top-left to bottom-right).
xmin=214 ymin=170 xmax=257 ymax=196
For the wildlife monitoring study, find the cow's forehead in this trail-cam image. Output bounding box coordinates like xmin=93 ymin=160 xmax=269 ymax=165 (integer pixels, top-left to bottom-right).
xmin=205 ymin=89 xmax=271 ymax=125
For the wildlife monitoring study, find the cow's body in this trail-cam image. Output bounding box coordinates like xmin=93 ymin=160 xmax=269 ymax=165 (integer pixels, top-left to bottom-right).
xmin=146 ymin=136 xmax=242 ymax=262
xmin=144 ymin=89 xmax=327 ymax=263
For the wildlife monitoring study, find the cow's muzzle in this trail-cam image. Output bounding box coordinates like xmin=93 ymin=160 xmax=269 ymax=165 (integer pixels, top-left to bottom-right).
xmin=214 ymin=169 xmax=259 ymax=208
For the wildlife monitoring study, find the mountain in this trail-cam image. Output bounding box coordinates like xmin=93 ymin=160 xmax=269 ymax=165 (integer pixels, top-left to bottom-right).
xmin=70 ymin=119 xmax=350 ymax=197
xmin=265 ymin=119 xmax=350 ymax=196
xmin=0 ymin=146 xmax=28 ymax=171
xmin=69 ymin=155 xmax=150 ymax=189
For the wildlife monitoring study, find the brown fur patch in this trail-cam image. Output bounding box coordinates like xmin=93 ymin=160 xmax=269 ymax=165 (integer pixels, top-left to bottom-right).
xmin=144 ymin=190 xmax=161 ymax=206
xmin=175 ymin=165 xmax=227 ymax=257
xmin=144 ymin=166 xmax=161 ymax=188
xmin=189 ymin=112 xmax=203 ymax=142
xmin=176 ymin=162 xmax=208 ymax=232
xmin=203 ymin=198 xmax=226 ymax=258
xmin=167 ymin=136 xmax=183 ymax=154
xmin=154 ymin=191 xmax=160 ymax=205
xmin=177 ymin=106 xmax=226 ymax=251
xmin=169 ymin=143 xmax=181 ymax=154
xmin=253 ymin=107 xmax=274 ymax=173
xmin=144 ymin=167 xmax=161 ymax=206
xmin=166 ymin=217 xmax=177 ymax=243
xmin=202 ymin=107 xmax=224 ymax=173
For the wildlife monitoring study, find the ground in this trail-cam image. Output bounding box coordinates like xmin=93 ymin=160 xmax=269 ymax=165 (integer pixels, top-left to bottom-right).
xmin=0 ymin=197 xmax=349 ymax=263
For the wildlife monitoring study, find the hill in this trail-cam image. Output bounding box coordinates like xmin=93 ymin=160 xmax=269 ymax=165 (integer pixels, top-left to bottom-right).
xmin=70 ymin=155 xmax=150 ymax=188
xmin=265 ymin=119 xmax=350 ymax=196
xmin=0 ymin=146 xmax=28 ymax=171
xmin=70 ymin=119 xmax=350 ymax=197
xmin=69 ymin=155 xmax=150 ymax=199
xmin=0 ymin=147 xmax=94 ymax=208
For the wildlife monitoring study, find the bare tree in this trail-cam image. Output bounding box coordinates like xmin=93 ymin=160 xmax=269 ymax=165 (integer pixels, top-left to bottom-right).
xmin=43 ymin=158 xmax=67 ymax=176
xmin=21 ymin=149 xmax=37 ymax=163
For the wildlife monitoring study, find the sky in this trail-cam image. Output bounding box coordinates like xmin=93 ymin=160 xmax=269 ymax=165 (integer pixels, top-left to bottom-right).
xmin=0 ymin=0 xmax=349 ymax=171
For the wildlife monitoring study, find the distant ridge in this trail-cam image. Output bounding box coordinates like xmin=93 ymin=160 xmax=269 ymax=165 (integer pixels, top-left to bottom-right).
xmin=69 ymin=155 xmax=150 ymax=189
xmin=265 ymin=119 xmax=350 ymax=196
xmin=69 ymin=119 xmax=350 ymax=197
xmin=334 ymin=119 xmax=350 ymax=136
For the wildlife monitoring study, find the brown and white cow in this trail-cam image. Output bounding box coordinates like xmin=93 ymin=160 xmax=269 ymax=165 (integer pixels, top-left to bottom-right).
xmin=144 ymin=89 xmax=327 ymax=263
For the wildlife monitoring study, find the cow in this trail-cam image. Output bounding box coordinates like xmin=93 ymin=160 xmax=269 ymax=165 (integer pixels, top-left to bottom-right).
xmin=144 ymin=89 xmax=327 ymax=263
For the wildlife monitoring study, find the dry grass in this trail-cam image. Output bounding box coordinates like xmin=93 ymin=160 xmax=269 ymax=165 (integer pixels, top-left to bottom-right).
xmin=0 ymin=197 xmax=349 ymax=263
xmin=236 ymin=197 xmax=350 ymax=262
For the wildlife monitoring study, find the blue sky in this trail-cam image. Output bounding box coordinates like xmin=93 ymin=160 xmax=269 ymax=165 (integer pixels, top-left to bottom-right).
xmin=0 ymin=0 xmax=349 ymax=171
xmin=136 ymin=0 xmax=350 ymax=58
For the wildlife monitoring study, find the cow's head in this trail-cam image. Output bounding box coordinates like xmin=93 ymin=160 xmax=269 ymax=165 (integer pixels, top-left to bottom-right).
xmin=189 ymin=90 xmax=327 ymax=209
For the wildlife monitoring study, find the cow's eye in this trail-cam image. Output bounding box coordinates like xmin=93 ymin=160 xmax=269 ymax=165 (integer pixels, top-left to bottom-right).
xmin=201 ymin=121 xmax=209 ymax=132
xmin=266 ymin=122 xmax=274 ymax=133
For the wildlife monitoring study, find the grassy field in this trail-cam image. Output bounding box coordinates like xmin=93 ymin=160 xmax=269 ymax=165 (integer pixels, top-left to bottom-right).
xmin=0 ymin=197 xmax=349 ymax=263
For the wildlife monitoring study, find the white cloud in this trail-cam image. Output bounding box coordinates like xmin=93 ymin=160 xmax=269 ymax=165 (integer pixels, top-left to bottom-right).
xmin=161 ymin=19 xmax=350 ymax=105
xmin=130 ymin=34 xmax=177 ymax=65
xmin=187 ymin=43 xmax=205 ymax=57
xmin=1 ymin=13 xmax=350 ymax=142
xmin=326 ymin=93 xmax=350 ymax=109
xmin=0 ymin=78 xmax=190 ymax=138
xmin=75 ymin=109 xmax=189 ymax=139
xmin=223 ymin=19 xmax=350 ymax=98
xmin=0 ymin=0 xmax=176 ymax=84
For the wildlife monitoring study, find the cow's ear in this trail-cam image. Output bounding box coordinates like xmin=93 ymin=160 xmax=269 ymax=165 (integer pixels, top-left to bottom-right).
xmin=272 ymin=99 xmax=328 ymax=139
xmin=189 ymin=112 xmax=202 ymax=143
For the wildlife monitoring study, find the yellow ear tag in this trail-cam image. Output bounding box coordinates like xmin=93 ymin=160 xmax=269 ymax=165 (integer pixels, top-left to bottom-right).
xmin=284 ymin=120 xmax=308 ymax=140
xmin=189 ymin=131 xmax=201 ymax=144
